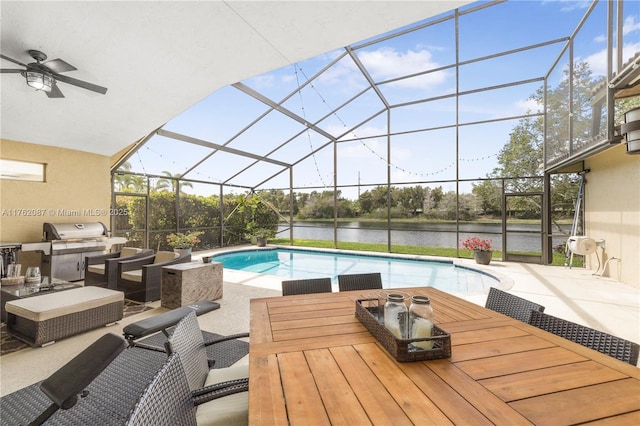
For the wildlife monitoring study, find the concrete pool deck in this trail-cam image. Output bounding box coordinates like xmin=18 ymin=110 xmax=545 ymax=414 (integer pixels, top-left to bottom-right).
xmin=1 ymin=247 xmax=638 ymax=396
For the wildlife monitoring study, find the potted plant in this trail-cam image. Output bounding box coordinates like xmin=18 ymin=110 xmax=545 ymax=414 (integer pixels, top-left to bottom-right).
xmin=253 ymin=227 xmax=276 ymax=247
xmin=462 ymin=236 xmax=493 ymax=265
xmin=238 ymin=193 xmax=278 ymax=246
xmin=166 ymin=231 xmax=204 ymax=255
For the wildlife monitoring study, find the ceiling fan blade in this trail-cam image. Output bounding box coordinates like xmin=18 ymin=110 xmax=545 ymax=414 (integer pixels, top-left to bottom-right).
xmin=54 ymin=73 xmax=108 ymax=95
xmin=0 ymin=69 xmax=23 ymax=73
xmin=46 ymin=84 xmax=65 ymax=99
xmin=0 ymin=54 xmax=27 ymax=68
xmin=43 ymin=58 xmax=77 ymax=74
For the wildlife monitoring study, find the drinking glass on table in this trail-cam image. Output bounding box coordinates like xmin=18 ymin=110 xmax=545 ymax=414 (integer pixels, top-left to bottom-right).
xmin=7 ymin=263 xmax=21 ymax=278
xmin=25 ymin=266 xmax=41 ymax=283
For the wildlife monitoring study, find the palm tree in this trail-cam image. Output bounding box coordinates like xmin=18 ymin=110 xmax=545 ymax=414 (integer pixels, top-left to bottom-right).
xmin=113 ymin=162 xmax=147 ymax=193
xmin=153 ymin=171 xmax=193 ymax=193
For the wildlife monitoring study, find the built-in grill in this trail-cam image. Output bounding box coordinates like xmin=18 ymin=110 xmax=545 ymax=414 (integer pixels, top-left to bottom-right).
xmin=40 ymin=222 xmax=109 ymax=281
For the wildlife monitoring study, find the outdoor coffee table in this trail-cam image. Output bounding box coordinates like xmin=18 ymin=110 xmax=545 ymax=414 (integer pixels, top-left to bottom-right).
xmin=1 ymin=277 xmax=81 ymax=322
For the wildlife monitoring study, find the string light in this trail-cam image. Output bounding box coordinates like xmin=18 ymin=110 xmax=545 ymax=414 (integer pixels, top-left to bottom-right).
xmin=132 ymin=64 xmax=500 ymax=186
xmin=135 ymin=151 xmax=148 ymax=176
xmin=294 ymin=65 xmax=329 ymax=188
xmin=293 ymin=64 xmax=499 ymax=180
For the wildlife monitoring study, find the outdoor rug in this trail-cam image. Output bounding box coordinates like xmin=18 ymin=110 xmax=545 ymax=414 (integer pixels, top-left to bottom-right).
xmin=0 ymin=300 xmax=153 ymax=357
xmin=0 ymin=330 xmax=249 ymax=425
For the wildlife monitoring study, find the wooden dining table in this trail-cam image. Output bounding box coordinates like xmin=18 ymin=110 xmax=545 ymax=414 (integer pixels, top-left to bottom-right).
xmin=248 ymin=287 xmax=640 ymax=425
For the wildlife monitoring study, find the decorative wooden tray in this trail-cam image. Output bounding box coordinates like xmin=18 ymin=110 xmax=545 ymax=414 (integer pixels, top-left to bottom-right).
xmin=355 ymin=298 xmax=451 ymax=362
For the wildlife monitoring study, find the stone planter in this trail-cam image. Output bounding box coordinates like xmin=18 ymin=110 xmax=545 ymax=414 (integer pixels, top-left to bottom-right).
xmin=473 ymin=250 xmax=493 ymax=265
xmin=256 ymin=237 xmax=267 ymax=247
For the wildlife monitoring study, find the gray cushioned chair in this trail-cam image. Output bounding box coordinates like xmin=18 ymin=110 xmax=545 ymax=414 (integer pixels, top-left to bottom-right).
xmin=485 ymin=287 xmax=545 ymax=323
xmin=282 ymin=277 xmax=332 ymax=296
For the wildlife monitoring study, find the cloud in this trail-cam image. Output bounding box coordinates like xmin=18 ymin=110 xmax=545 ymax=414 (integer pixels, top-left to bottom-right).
xmin=624 ymin=14 xmax=640 ymax=35
xmin=594 ymin=34 xmax=606 ymax=43
xmin=318 ymin=46 xmax=449 ymax=92
xmin=594 ymin=14 xmax=639 ymax=43
xmin=580 ymin=41 xmax=640 ymax=77
xmin=541 ymin=0 xmax=590 ymax=13
xmin=515 ymin=98 xmax=544 ymax=114
xmin=358 ymin=47 xmax=449 ymax=89
xmin=281 ymin=73 xmax=297 ymax=84
xmin=317 ymin=57 xmax=368 ymax=90
xmin=336 ymin=138 xmax=387 ymax=168
xmin=246 ymin=74 xmax=275 ymax=90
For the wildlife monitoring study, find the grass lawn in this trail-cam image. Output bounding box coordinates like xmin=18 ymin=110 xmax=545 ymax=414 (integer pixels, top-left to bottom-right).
xmin=269 ymin=238 xmax=579 ymax=267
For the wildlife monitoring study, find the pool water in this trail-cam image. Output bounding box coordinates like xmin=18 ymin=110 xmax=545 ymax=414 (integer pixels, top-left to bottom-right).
xmin=213 ymin=248 xmax=498 ymax=294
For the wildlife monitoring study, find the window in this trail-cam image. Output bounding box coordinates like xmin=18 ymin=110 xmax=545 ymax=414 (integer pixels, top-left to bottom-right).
xmin=0 ymin=159 xmax=46 ymax=182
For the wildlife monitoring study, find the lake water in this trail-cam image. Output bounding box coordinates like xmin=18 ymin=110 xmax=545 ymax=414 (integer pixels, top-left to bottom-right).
xmin=277 ymin=221 xmax=571 ymax=252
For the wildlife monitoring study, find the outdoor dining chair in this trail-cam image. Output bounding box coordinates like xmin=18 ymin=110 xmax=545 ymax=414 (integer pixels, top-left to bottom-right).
xmin=28 ymin=333 xmax=127 ymax=426
xmin=125 ymin=352 xmax=196 ymax=425
xmin=528 ymin=310 xmax=639 ymax=366
xmin=281 ymin=277 xmax=332 ymax=296
xmin=338 ymin=272 xmax=383 ymax=292
xmin=126 ymin=351 xmax=250 ymax=426
xmin=166 ymin=311 xmax=250 ymax=425
xmin=485 ymin=287 xmax=545 ymax=323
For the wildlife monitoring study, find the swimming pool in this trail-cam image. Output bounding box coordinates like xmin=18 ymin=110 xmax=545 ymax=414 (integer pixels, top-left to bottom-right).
xmin=212 ymin=247 xmax=499 ymax=294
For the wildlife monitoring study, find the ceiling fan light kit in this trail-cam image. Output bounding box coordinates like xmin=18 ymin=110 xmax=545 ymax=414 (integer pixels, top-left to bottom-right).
xmin=1 ymin=49 xmax=107 ymax=98
xmin=25 ymin=71 xmax=54 ymax=92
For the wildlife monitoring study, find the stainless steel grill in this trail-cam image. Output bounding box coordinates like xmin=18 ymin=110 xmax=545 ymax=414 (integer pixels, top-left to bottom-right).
xmin=40 ymin=222 xmax=109 ymax=281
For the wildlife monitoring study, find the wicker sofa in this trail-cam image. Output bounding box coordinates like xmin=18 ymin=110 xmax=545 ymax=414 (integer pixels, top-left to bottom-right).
xmin=84 ymin=247 xmax=153 ymax=289
xmin=116 ymin=250 xmax=191 ymax=302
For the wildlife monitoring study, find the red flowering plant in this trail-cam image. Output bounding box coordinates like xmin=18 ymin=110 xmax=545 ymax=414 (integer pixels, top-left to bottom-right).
xmin=462 ymin=237 xmax=493 ymax=252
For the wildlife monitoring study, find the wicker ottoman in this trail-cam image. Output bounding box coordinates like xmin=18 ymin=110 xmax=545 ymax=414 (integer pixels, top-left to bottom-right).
xmin=5 ymin=286 xmax=124 ymax=347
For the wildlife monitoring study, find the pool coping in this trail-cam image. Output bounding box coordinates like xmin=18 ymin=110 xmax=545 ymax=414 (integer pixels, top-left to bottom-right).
xmin=207 ymin=245 xmax=514 ymax=293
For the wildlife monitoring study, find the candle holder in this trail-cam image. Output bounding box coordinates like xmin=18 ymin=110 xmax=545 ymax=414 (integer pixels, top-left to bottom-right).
xmin=355 ymin=298 xmax=451 ymax=362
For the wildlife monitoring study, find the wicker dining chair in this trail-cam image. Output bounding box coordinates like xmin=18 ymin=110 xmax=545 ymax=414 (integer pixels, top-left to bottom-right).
xmin=166 ymin=311 xmax=250 ymax=425
xmin=337 ymin=272 xmax=383 ymax=292
xmin=281 ymin=277 xmax=332 ymax=296
xmin=485 ymin=287 xmax=545 ymax=323
xmin=528 ymin=310 xmax=639 ymax=366
xmin=126 ymin=352 xmax=196 ymax=426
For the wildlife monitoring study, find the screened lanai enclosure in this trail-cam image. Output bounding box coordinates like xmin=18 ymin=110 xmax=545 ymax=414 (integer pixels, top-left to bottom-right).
xmin=111 ymin=0 xmax=639 ymax=264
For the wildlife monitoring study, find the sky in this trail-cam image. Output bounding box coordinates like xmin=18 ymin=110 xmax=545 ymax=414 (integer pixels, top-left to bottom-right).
xmin=123 ymin=0 xmax=639 ymax=199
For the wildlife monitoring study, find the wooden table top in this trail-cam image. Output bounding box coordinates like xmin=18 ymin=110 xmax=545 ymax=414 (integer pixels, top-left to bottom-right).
xmin=249 ymin=287 xmax=640 ymax=425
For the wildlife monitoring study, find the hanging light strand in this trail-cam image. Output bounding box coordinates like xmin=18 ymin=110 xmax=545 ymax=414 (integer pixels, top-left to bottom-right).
xmin=294 ymin=65 xmax=329 ymax=188
xmin=135 ymin=151 xmax=148 ymax=176
xmin=294 ymin=65 xmax=499 ymax=179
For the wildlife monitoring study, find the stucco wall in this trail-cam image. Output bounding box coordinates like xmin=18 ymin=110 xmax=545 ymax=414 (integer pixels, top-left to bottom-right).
xmin=1 ymin=139 xmax=111 ymax=268
xmin=584 ymin=144 xmax=640 ymax=288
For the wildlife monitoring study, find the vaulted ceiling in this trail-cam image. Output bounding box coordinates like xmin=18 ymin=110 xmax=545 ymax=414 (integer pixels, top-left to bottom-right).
xmin=1 ymin=1 xmax=472 ymax=157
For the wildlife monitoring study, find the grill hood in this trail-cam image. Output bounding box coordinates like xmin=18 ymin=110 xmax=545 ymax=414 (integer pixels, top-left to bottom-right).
xmin=43 ymin=222 xmax=108 ymax=241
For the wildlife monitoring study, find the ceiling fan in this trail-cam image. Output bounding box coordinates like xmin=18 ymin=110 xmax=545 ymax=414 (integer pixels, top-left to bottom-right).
xmin=0 ymin=49 xmax=107 ymax=98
